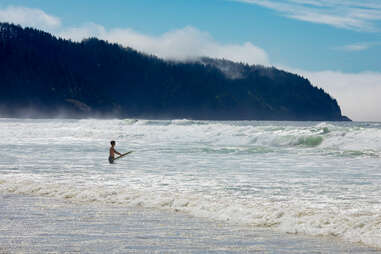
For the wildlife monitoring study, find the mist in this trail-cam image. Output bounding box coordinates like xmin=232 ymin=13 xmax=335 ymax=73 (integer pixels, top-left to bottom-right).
xmin=294 ymin=70 xmax=381 ymax=122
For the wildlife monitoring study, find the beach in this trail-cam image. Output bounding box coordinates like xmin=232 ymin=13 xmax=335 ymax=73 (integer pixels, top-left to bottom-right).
xmin=1 ymin=194 xmax=380 ymax=253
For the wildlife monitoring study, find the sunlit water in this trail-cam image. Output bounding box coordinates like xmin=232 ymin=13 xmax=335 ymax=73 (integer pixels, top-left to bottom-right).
xmin=0 ymin=119 xmax=380 ymax=249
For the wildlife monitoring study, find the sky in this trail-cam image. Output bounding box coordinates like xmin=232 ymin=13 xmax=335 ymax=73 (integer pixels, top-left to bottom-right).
xmin=0 ymin=0 xmax=380 ymax=121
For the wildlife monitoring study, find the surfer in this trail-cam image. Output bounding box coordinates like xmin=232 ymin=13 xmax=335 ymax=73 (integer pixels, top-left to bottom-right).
xmin=109 ymin=140 xmax=122 ymax=164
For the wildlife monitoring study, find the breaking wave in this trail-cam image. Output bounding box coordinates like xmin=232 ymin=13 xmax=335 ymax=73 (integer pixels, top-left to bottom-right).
xmin=115 ymin=119 xmax=381 ymax=156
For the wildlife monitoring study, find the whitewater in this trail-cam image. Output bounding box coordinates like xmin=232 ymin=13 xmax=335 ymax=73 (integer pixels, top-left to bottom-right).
xmin=0 ymin=118 xmax=380 ymax=250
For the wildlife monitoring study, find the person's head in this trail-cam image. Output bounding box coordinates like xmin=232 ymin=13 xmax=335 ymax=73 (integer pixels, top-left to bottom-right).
xmin=110 ymin=140 xmax=116 ymax=147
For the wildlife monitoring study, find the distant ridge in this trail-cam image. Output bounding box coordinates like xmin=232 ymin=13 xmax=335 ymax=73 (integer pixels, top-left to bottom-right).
xmin=0 ymin=23 xmax=350 ymax=121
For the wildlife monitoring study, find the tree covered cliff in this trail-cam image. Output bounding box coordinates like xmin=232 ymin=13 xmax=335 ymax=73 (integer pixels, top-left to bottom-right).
xmin=0 ymin=23 xmax=349 ymax=120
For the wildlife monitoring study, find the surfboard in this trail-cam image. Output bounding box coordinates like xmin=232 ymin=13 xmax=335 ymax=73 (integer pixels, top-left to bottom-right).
xmin=113 ymin=151 xmax=133 ymax=161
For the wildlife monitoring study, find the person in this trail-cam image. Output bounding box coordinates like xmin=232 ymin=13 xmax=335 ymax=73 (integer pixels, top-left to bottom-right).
xmin=109 ymin=140 xmax=122 ymax=164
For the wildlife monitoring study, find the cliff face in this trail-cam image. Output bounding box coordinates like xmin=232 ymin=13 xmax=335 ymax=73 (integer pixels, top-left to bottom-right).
xmin=0 ymin=23 xmax=349 ymax=120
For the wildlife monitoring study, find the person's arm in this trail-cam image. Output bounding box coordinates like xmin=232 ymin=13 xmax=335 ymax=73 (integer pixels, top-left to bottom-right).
xmin=114 ymin=150 xmax=122 ymax=156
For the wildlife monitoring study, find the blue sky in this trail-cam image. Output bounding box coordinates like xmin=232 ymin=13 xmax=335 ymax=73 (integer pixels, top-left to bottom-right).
xmin=0 ymin=0 xmax=380 ymax=121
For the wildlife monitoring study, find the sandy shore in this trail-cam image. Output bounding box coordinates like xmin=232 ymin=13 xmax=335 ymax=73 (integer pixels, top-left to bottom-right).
xmin=0 ymin=194 xmax=380 ymax=254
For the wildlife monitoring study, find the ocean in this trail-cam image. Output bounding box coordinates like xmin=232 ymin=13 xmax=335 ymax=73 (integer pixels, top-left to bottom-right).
xmin=0 ymin=118 xmax=380 ymax=252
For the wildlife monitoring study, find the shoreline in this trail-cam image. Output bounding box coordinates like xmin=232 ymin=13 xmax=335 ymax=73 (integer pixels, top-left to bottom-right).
xmin=1 ymin=194 xmax=380 ymax=253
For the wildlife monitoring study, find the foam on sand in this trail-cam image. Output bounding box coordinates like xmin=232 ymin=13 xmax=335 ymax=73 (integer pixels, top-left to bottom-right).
xmin=1 ymin=175 xmax=380 ymax=249
xmin=1 ymin=194 xmax=380 ymax=253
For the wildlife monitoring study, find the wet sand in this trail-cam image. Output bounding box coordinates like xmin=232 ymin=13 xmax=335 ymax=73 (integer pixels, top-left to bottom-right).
xmin=0 ymin=194 xmax=380 ymax=254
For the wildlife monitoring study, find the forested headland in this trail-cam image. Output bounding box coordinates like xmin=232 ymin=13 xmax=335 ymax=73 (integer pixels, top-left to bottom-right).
xmin=0 ymin=23 xmax=350 ymax=121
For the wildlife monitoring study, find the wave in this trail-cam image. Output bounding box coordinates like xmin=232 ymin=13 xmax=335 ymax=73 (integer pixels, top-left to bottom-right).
xmin=1 ymin=176 xmax=380 ymax=249
xmin=201 ymin=146 xmax=274 ymax=155
xmin=2 ymin=119 xmax=381 ymax=157
xmin=123 ymin=119 xmax=209 ymax=126
xmin=261 ymin=134 xmax=324 ymax=148
xmin=92 ymin=119 xmax=379 ymax=152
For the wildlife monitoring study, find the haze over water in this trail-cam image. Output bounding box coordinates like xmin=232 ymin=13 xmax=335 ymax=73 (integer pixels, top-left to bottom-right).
xmin=0 ymin=118 xmax=381 ymax=250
